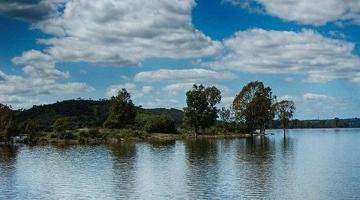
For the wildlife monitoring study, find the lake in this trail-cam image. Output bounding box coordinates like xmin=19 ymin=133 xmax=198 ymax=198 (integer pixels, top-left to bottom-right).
xmin=1 ymin=128 xmax=360 ymax=199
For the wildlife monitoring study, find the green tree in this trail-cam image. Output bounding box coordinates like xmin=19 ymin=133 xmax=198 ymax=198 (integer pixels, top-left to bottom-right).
xmin=233 ymin=81 xmax=275 ymax=134
xmin=0 ymin=104 xmax=16 ymax=143
xmin=183 ymin=84 xmax=221 ymax=138
xmin=103 ymin=89 xmax=137 ymax=129
xmin=145 ymin=114 xmax=176 ymax=133
xmin=53 ymin=117 xmax=70 ymax=139
xmin=24 ymin=120 xmax=38 ymax=144
xmin=275 ymin=100 xmax=296 ymax=137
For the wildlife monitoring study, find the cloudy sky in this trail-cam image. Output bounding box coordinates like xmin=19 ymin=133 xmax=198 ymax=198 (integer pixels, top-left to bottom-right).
xmin=0 ymin=0 xmax=359 ymax=119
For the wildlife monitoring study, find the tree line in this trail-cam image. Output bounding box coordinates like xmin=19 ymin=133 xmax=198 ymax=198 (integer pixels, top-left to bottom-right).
xmin=0 ymin=81 xmax=296 ymax=143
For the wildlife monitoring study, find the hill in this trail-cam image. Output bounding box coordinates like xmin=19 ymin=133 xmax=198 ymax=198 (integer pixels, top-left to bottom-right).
xmin=16 ymin=99 xmax=184 ymax=131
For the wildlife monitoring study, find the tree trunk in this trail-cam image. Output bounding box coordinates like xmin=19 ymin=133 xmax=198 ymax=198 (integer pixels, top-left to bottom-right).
xmin=283 ymin=127 xmax=286 ymax=137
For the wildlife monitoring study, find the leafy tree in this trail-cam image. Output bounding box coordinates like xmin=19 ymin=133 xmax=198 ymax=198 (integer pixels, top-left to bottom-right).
xmin=183 ymin=84 xmax=221 ymax=137
xmin=103 ymin=89 xmax=137 ymax=129
xmin=53 ymin=117 xmax=70 ymax=139
xmin=145 ymin=114 xmax=176 ymax=133
xmin=24 ymin=120 xmax=38 ymax=144
xmin=0 ymin=104 xmax=16 ymax=143
xmin=233 ymin=81 xmax=275 ymax=134
xmin=275 ymin=100 xmax=296 ymax=136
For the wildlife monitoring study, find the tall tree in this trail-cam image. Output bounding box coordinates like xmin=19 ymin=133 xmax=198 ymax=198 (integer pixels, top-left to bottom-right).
xmin=104 ymin=88 xmax=137 ymax=129
xmin=233 ymin=81 xmax=275 ymax=134
xmin=0 ymin=104 xmax=16 ymax=143
xmin=183 ymin=84 xmax=221 ymax=138
xmin=275 ymin=100 xmax=296 ymax=137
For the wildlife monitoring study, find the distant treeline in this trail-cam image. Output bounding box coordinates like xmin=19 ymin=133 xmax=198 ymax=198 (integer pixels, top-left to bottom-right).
xmin=271 ymin=118 xmax=360 ymax=129
xmin=15 ymin=99 xmax=359 ymax=130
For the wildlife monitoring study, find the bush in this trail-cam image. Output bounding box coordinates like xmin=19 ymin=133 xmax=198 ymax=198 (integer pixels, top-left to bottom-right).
xmin=144 ymin=115 xmax=176 ymax=133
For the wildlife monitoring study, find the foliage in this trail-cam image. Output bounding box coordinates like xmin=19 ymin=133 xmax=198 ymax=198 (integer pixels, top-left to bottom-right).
xmin=145 ymin=115 xmax=177 ymax=133
xmin=24 ymin=120 xmax=38 ymax=144
xmin=183 ymin=84 xmax=221 ymax=135
xmin=103 ymin=89 xmax=137 ymax=129
xmin=0 ymin=104 xmax=17 ymax=142
xmin=53 ymin=117 xmax=71 ymax=139
xmin=233 ymin=81 xmax=275 ymax=134
xmin=275 ymin=100 xmax=296 ymax=134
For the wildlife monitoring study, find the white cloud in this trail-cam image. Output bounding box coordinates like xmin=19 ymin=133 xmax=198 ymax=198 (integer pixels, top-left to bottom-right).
xmin=225 ymin=0 xmax=360 ymax=25
xmin=142 ymin=86 xmax=154 ymax=94
xmin=12 ymin=50 xmax=69 ymax=79
xmin=208 ymin=29 xmax=360 ymax=83
xmin=34 ymin=0 xmax=221 ymax=65
xmin=0 ymin=50 xmax=93 ymax=108
xmin=134 ymin=68 xmax=237 ymax=82
xmin=303 ymin=93 xmax=330 ymax=101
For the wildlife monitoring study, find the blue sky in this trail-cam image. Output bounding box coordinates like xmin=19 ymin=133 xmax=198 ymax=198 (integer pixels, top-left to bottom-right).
xmin=0 ymin=0 xmax=360 ymax=119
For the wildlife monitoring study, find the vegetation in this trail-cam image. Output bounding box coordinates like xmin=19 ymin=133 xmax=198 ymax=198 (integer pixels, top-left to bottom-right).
xmin=3 ymin=80 xmax=360 ymax=145
xmin=0 ymin=104 xmax=16 ymax=143
xmin=24 ymin=120 xmax=38 ymax=144
xmin=233 ymin=81 xmax=275 ymax=134
xmin=103 ymin=89 xmax=137 ymax=129
xmin=145 ymin=115 xmax=177 ymax=133
xmin=275 ymin=100 xmax=296 ymax=136
xmin=183 ymin=84 xmax=221 ymax=138
xmin=53 ymin=117 xmax=71 ymax=139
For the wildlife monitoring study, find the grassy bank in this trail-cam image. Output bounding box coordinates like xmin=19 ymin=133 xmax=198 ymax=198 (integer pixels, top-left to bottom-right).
xmin=24 ymin=128 xmax=250 ymax=145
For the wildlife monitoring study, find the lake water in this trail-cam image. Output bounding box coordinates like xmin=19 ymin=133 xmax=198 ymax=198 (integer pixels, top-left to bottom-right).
xmin=1 ymin=129 xmax=360 ymax=199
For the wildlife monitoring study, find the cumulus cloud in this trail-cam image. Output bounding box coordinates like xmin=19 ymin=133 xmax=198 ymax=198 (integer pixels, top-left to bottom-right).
xmin=0 ymin=0 xmax=65 ymax=22
xmin=34 ymin=0 xmax=221 ymax=65
xmin=134 ymin=68 xmax=237 ymax=82
xmin=0 ymin=50 xmax=93 ymax=108
xmin=12 ymin=50 xmax=69 ymax=79
xmin=207 ymin=29 xmax=360 ymax=83
xmin=225 ymin=0 xmax=360 ymax=25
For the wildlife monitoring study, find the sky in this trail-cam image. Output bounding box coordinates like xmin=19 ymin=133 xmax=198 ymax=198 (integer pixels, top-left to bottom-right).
xmin=0 ymin=0 xmax=360 ymax=120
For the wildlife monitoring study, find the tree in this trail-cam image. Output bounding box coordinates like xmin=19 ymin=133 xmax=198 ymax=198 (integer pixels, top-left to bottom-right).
xmin=103 ymin=89 xmax=137 ymax=129
xmin=233 ymin=81 xmax=275 ymax=134
xmin=24 ymin=120 xmax=38 ymax=144
xmin=183 ymin=84 xmax=221 ymax=138
xmin=145 ymin=114 xmax=176 ymax=133
xmin=275 ymin=100 xmax=295 ymax=137
xmin=0 ymin=104 xmax=16 ymax=143
xmin=53 ymin=117 xmax=70 ymax=139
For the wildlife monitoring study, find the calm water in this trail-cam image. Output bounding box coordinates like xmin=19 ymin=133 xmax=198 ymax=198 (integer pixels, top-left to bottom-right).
xmin=1 ymin=129 xmax=360 ymax=200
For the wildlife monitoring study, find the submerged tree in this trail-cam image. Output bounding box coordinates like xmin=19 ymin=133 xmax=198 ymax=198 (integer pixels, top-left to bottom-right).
xmin=0 ymin=104 xmax=16 ymax=143
xmin=103 ymin=88 xmax=137 ymax=129
xmin=183 ymin=84 xmax=221 ymax=138
xmin=275 ymin=100 xmax=296 ymax=137
xmin=233 ymin=81 xmax=275 ymax=134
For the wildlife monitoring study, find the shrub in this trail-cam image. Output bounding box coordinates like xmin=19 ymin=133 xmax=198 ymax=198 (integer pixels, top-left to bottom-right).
xmin=144 ymin=115 xmax=176 ymax=133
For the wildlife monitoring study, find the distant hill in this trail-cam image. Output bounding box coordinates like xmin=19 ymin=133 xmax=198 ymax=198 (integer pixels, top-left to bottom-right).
xmin=271 ymin=118 xmax=360 ymax=129
xmin=16 ymin=99 xmax=184 ymax=131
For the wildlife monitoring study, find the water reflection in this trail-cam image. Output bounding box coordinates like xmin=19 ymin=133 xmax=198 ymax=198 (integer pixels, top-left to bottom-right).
xmin=185 ymin=139 xmax=219 ymax=199
xmin=1 ymin=129 xmax=360 ymax=199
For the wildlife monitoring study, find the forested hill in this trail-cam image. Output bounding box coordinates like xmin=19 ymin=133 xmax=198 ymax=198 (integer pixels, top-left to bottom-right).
xmin=16 ymin=99 xmax=184 ymax=131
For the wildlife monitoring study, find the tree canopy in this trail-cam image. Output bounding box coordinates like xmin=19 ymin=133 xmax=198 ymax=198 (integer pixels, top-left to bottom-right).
xmin=0 ymin=104 xmax=16 ymax=143
xmin=233 ymin=81 xmax=275 ymax=134
xmin=183 ymin=84 xmax=221 ymax=136
xmin=103 ymin=88 xmax=137 ymax=129
xmin=275 ymin=100 xmax=296 ymax=136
